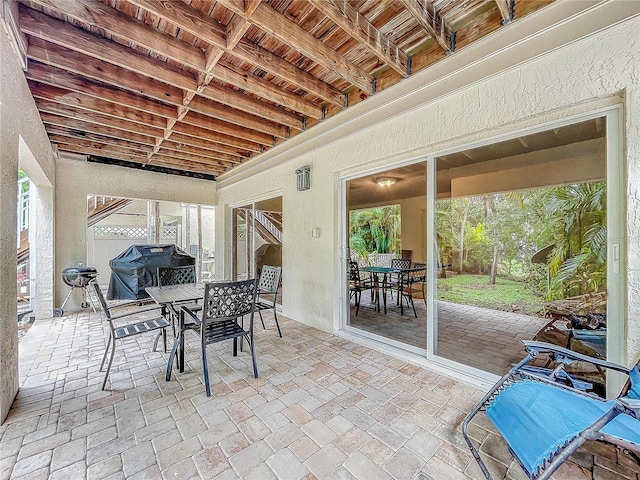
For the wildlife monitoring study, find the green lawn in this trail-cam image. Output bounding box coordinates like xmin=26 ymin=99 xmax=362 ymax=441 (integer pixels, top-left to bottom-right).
xmin=437 ymin=274 xmax=545 ymax=315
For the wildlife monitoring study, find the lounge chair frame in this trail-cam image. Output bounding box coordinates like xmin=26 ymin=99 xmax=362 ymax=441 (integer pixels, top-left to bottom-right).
xmin=463 ymin=340 xmax=640 ymax=480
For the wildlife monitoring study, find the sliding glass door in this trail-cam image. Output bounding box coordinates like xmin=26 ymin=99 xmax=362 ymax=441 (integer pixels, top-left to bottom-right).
xmin=343 ymin=111 xmax=623 ymax=392
xmin=231 ymin=196 xmax=283 ymax=301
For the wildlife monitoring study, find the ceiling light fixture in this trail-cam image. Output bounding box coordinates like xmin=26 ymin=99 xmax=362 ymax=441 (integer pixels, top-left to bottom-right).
xmin=374 ymin=177 xmax=398 ymax=187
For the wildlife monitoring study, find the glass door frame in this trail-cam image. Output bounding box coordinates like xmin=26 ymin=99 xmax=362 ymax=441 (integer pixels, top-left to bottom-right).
xmin=228 ymin=191 xmax=283 ymax=283
xmin=340 ymin=106 xmax=625 ymax=389
xmin=338 ymin=160 xmax=429 ymax=357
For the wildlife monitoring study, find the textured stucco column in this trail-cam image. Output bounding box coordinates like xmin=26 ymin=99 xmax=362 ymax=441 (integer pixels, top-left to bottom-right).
xmin=0 ymin=116 xmax=19 ymax=424
xmin=1 ymin=28 xmax=56 ymax=423
xmin=30 ymin=183 xmax=55 ymax=318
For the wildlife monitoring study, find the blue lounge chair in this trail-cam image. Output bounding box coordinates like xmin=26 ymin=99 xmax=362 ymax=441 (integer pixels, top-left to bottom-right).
xmin=463 ymin=340 xmax=640 ymax=480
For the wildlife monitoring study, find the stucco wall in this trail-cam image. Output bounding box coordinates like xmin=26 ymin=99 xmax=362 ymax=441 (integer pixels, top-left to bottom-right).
xmin=55 ymin=157 xmax=217 ymax=310
xmin=1 ymin=28 xmax=56 ymax=421
xmin=216 ymin=8 xmax=640 ymax=366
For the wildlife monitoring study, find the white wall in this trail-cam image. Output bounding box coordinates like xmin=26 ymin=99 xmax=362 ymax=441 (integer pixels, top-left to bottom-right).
xmin=56 ymin=158 xmax=217 ymax=310
xmin=215 ymin=4 xmax=640 ymax=368
xmin=0 ymin=25 xmax=56 ymax=421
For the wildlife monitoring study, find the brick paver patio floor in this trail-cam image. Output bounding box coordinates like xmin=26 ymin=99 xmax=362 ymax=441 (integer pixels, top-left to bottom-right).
xmin=350 ymin=299 xmax=549 ymax=376
xmin=1 ymin=309 xmax=637 ymax=479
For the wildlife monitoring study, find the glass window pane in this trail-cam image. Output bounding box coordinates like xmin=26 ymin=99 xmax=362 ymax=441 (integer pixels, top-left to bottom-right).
xmin=434 ymin=118 xmax=607 ymax=393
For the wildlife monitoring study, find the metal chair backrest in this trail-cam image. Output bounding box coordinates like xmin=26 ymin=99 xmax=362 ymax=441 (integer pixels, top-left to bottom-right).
xmin=349 ymin=261 xmax=361 ymax=282
xmin=257 ymin=265 xmax=281 ymax=295
xmin=157 ymin=265 xmax=196 ymax=286
xmin=201 ymin=279 xmax=258 ymax=324
xmin=391 ymin=258 xmax=412 ymax=270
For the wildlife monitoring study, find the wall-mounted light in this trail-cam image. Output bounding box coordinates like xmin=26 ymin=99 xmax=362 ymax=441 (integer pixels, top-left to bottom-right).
xmin=374 ymin=176 xmax=398 ymax=187
xmin=295 ymin=165 xmax=311 ymax=191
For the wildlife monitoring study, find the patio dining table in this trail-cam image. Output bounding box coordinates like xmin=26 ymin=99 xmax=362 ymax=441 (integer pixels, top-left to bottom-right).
xmin=146 ymin=282 xmax=207 ymax=374
xmin=359 ymin=266 xmax=401 ymax=314
xmin=360 ymin=265 xmax=427 ymax=315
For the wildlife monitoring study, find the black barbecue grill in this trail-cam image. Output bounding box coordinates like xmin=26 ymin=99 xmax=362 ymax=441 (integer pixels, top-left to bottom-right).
xmin=55 ymin=266 xmax=99 ymax=317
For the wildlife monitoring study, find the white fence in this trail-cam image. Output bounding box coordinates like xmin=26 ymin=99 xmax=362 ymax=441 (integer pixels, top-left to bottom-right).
xmin=87 ymin=225 xmax=179 ymax=286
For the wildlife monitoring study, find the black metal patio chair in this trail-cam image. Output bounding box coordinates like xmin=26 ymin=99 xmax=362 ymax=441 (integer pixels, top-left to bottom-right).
xmin=387 ymin=257 xmax=412 ymax=301
xmin=254 ymin=265 xmax=283 ymax=337
xmin=93 ymin=283 xmax=169 ymax=391
xmin=167 ymin=279 xmax=259 ymax=396
xmin=349 ymin=261 xmax=374 ymax=316
xmin=463 ymin=340 xmax=640 ymax=480
xmin=398 ymin=264 xmax=426 ymax=316
xmin=157 ymin=265 xmax=201 ymax=319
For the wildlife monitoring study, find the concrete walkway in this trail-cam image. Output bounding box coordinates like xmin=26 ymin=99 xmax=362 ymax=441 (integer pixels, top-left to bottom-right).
xmin=1 ymin=309 xmax=637 ymax=479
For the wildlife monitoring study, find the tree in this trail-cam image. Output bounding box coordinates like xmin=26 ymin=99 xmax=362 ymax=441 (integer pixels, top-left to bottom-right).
xmin=349 ymin=205 xmax=401 ymax=255
xmin=544 ymin=182 xmax=606 ymax=299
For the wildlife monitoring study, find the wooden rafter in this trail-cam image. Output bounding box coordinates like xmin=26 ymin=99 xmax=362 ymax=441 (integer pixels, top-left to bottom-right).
xmin=398 ymin=0 xmax=456 ymax=53
xmin=308 ymin=0 xmax=410 ymax=77
xmin=26 ymin=61 xmax=177 ymax=119
xmin=216 ymin=0 xmax=375 ymax=93
xmin=28 ymin=0 xmax=206 ymax=70
xmin=20 ymin=7 xmax=196 ymax=91
xmin=125 ymin=0 xmax=345 ymax=106
xmin=19 ymin=5 xmax=291 ymax=167
xmin=13 ymin=0 xmax=555 ymax=178
xmin=494 ymin=0 xmax=515 ymax=24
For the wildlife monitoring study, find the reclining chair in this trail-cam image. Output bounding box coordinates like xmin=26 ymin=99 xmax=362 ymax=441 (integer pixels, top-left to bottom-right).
xmin=463 ymin=340 xmax=640 ymax=480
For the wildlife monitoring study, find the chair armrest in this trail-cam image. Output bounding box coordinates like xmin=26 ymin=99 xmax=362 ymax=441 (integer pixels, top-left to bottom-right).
xmin=108 ymin=305 xmax=165 ymax=322
xmin=181 ymin=306 xmax=202 ymax=326
xmin=617 ymin=398 xmax=640 ymax=418
xmin=522 ymin=340 xmax=630 ymax=374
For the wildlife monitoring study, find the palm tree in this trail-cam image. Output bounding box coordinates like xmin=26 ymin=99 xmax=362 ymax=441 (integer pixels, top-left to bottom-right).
xmin=545 ymin=182 xmax=606 ymax=299
xmin=349 ymin=205 xmax=401 ymax=255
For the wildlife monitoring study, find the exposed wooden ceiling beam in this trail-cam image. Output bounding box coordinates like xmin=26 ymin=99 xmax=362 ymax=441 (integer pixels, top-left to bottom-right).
xmin=212 ymin=62 xmax=320 ymax=120
xmin=20 ymin=7 xmax=196 ymax=91
xmin=167 ymin=132 xmax=252 ymax=157
xmin=28 ymin=0 xmax=206 ymax=71
xmin=25 ymin=0 xmax=321 ymax=125
xmin=170 ymin=122 xmax=263 ymax=153
xmin=494 ymin=0 xmax=515 ymax=24
xmin=27 ymin=41 xmax=299 ymax=137
xmin=231 ymin=41 xmax=344 ymax=107
xmin=30 ymin=82 xmax=166 ymax=130
xmin=161 ymin=140 xmax=244 ymax=164
xmin=26 ymin=61 xmax=177 ymax=120
xmin=150 ymin=154 xmax=229 ymax=173
xmin=155 ymin=147 xmax=241 ymax=166
xmin=48 ymin=133 xmax=153 ymax=155
xmin=126 ymin=0 xmax=345 ymax=106
xmin=198 ymin=81 xmax=303 ymax=129
xmin=29 ymin=81 xmax=167 ymax=128
xmin=308 ymin=0 xmax=410 ymax=77
xmin=45 ymin=124 xmax=155 ymax=148
xmin=35 ymin=99 xmax=165 ymax=138
xmin=57 ymin=141 xmax=227 ymax=176
xmin=41 ymin=116 xmax=158 ymax=146
xmin=398 ymin=0 xmax=456 ymax=53
xmin=179 ymin=112 xmax=274 ymax=146
xmin=186 ymin=95 xmax=288 ymax=138
xmin=27 ymin=40 xmax=185 ymax=107
xmin=151 ymin=150 xmax=233 ymax=169
xmin=215 ymin=0 xmax=375 ymax=93
xmin=55 ymin=139 xmax=155 ymax=160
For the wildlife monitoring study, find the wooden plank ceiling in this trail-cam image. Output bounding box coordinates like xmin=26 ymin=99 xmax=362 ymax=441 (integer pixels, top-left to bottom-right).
xmin=17 ymin=0 xmax=554 ymax=180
